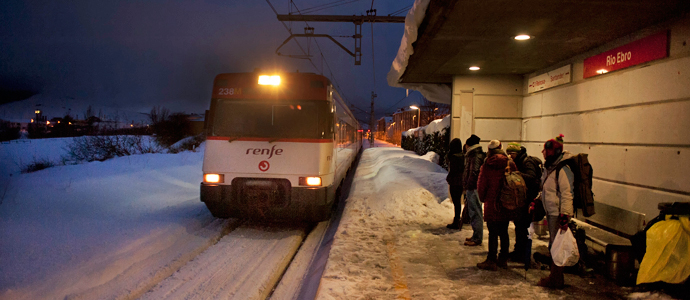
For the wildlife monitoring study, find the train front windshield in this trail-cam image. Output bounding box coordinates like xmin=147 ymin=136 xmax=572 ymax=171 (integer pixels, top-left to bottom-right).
xmin=210 ymin=99 xmax=334 ymax=139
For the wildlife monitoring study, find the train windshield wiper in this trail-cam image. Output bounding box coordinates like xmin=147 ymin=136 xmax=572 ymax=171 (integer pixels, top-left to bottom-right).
xmin=227 ymin=137 xmax=240 ymax=143
xmin=268 ymin=138 xmax=281 ymax=143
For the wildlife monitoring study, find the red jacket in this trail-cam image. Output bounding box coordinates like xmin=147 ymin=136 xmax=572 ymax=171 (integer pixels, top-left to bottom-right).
xmin=477 ymin=152 xmax=519 ymax=222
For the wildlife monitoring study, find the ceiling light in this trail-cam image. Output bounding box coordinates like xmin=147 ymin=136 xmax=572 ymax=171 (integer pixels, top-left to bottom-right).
xmin=469 ymin=66 xmax=480 ymax=71
xmin=514 ymin=35 xmax=531 ymax=40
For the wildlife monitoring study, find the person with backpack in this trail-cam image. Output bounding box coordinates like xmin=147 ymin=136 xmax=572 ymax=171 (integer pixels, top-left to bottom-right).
xmin=537 ymin=134 xmax=575 ymax=288
xmin=506 ymin=143 xmax=542 ymax=266
xmin=462 ymin=134 xmax=486 ymax=246
xmin=446 ymin=138 xmax=465 ymax=230
xmin=476 ymin=140 xmax=519 ymax=271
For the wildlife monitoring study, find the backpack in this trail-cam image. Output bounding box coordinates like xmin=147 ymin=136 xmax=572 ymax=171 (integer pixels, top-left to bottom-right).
xmin=499 ymin=159 xmax=527 ymax=211
xmin=523 ymin=156 xmax=543 ymax=195
xmin=556 ymin=153 xmax=596 ymax=217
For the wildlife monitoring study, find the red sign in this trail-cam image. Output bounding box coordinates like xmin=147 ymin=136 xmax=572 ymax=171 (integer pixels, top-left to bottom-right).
xmin=258 ymin=160 xmax=270 ymax=172
xmin=583 ymin=31 xmax=668 ymax=79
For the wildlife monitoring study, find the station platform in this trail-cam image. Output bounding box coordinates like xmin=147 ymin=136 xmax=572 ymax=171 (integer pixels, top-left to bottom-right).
xmin=315 ymin=144 xmax=670 ymax=300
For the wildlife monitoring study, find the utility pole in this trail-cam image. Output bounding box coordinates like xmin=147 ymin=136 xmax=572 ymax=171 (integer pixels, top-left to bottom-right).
xmin=370 ymin=91 xmax=376 ymax=146
xmin=275 ymin=14 xmax=405 ymax=65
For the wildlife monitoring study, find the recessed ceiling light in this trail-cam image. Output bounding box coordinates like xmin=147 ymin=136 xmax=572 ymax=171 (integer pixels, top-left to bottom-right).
xmin=469 ymin=66 xmax=480 ymax=71
xmin=514 ymin=35 xmax=531 ymax=40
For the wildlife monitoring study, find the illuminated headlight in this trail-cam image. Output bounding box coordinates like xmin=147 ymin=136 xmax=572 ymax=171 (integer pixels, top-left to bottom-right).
xmin=204 ymin=174 xmax=224 ymax=183
xmin=258 ymin=75 xmax=281 ymax=86
xmin=299 ymin=177 xmax=322 ymax=186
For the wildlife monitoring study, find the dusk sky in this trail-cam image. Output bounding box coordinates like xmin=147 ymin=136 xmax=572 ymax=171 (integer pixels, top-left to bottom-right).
xmin=0 ymin=0 xmax=423 ymax=123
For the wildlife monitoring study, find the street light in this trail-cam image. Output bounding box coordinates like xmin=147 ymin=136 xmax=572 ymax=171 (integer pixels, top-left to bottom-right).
xmin=410 ymin=105 xmax=420 ymax=128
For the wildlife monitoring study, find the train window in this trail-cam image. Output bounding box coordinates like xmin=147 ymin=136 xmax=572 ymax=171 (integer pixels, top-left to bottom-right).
xmin=210 ymin=99 xmax=333 ymax=139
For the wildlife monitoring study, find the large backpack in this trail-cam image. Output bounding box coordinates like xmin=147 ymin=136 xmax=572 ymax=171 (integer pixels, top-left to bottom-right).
xmin=523 ymin=156 xmax=543 ymax=197
xmin=499 ymin=159 xmax=527 ymax=211
xmin=556 ymin=153 xmax=596 ymax=217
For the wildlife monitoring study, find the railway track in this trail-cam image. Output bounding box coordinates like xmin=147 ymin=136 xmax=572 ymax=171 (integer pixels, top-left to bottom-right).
xmin=63 ymin=151 xmax=360 ymax=300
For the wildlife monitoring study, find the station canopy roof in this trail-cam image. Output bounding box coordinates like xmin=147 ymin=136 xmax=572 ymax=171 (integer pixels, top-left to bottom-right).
xmin=396 ymin=0 xmax=690 ymax=85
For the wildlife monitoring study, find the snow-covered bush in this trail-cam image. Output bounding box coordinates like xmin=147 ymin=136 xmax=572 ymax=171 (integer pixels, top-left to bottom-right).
xmin=65 ymin=135 xmax=161 ymax=163
xmin=168 ymin=134 xmax=206 ymax=154
xmin=401 ymin=126 xmax=450 ymax=169
xmin=21 ymin=158 xmax=55 ymax=173
xmin=150 ymin=110 xmax=193 ymax=148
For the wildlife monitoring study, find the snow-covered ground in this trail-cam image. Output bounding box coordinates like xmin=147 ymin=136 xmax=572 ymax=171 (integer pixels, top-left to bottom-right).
xmin=0 ymin=137 xmax=649 ymax=299
xmin=0 ymin=138 xmax=224 ymax=299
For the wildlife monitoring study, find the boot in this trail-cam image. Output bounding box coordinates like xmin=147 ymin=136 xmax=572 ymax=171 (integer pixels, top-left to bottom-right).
xmin=477 ymin=258 xmax=498 ymax=271
xmin=446 ymin=221 xmax=462 ymax=230
xmin=536 ymin=263 xmax=564 ymax=289
xmin=497 ymin=254 xmax=509 ymax=269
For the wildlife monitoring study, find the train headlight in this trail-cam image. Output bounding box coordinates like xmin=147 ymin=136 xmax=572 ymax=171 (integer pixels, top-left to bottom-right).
xmin=299 ymin=177 xmax=322 ymax=186
xmin=204 ymin=174 xmax=224 ymax=183
xmin=258 ymin=75 xmax=281 ymax=86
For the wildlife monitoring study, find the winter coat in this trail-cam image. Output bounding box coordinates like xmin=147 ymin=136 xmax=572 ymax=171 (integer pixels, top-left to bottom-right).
xmin=477 ymin=151 xmax=519 ymax=222
xmin=462 ymin=145 xmax=486 ymax=191
xmin=446 ymin=153 xmax=465 ymax=186
xmin=540 ymin=151 xmax=575 ymax=217
xmin=513 ymin=147 xmax=542 ymax=203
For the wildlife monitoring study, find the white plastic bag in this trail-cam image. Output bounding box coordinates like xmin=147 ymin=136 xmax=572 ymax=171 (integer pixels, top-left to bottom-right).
xmin=550 ymin=227 xmax=580 ymax=267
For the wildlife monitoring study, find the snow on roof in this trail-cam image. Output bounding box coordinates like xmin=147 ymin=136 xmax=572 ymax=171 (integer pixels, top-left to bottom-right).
xmin=401 ymin=115 xmax=450 ymax=137
xmin=386 ymin=0 xmax=452 ymax=105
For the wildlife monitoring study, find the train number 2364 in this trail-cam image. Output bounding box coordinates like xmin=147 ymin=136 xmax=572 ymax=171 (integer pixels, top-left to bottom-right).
xmin=217 ymin=88 xmax=241 ymax=96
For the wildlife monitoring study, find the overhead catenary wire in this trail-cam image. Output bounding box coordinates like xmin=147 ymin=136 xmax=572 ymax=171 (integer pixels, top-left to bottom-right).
xmin=299 ymin=0 xmax=361 ymax=14
xmin=382 ymin=95 xmax=411 ymax=113
xmin=389 ymin=5 xmax=412 ymax=16
xmin=287 ymin=0 xmax=370 ymax=114
xmin=265 ymin=0 xmax=320 ymax=72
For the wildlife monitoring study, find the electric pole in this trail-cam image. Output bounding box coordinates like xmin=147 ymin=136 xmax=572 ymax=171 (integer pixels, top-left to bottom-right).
xmin=370 ymin=91 xmax=376 ymax=146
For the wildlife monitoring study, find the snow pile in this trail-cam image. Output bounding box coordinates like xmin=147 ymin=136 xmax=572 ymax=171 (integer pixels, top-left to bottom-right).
xmin=317 ymin=147 xmax=453 ymax=298
xmin=350 ymin=147 xmax=450 ymax=223
xmin=402 ymin=115 xmax=449 ymax=137
xmin=0 ymin=138 xmax=217 ymax=300
xmin=424 ymin=115 xmax=450 ymax=135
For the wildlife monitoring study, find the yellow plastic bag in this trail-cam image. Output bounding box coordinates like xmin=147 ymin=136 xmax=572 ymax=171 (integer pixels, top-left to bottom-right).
xmin=637 ymin=215 xmax=690 ymax=284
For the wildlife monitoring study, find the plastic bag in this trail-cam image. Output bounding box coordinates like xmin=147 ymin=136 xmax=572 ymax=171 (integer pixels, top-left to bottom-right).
xmin=550 ymin=227 xmax=580 ymax=267
xmin=637 ymin=215 xmax=690 ymax=284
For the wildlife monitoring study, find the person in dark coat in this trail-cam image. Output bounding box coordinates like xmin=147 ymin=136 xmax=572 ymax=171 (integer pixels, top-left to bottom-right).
xmin=462 ymin=134 xmax=485 ymax=246
xmin=476 ymin=140 xmax=518 ymax=271
xmin=446 ymin=138 xmax=465 ymax=229
xmin=505 ymin=142 xmax=542 ymax=264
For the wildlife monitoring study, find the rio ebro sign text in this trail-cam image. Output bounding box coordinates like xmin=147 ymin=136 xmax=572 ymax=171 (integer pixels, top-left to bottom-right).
xmin=583 ymin=31 xmax=669 ymax=79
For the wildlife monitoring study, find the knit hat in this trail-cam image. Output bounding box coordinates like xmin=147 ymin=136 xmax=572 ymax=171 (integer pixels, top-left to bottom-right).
xmin=543 ymin=134 xmax=564 ymax=158
xmin=506 ymin=142 xmax=521 ymax=153
xmin=466 ymin=134 xmax=480 ymax=147
xmin=449 ymin=138 xmax=463 ymax=155
xmin=488 ymin=140 xmax=502 ymax=150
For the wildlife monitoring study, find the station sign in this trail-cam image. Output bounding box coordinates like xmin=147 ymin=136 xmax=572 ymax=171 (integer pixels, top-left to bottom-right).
xmin=527 ymin=64 xmax=572 ymax=93
xmin=583 ymin=31 xmax=668 ymax=79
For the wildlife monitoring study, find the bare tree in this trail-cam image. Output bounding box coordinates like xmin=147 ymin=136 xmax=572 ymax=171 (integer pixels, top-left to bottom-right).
xmin=148 ymin=106 xmax=170 ymax=125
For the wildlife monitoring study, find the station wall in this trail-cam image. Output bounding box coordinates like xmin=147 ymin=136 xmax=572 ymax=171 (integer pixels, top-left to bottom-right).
xmin=451 ymin=16 xmax=690 ymax=221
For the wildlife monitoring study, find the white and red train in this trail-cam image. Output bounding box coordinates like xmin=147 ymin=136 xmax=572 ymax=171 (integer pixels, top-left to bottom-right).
xmin=201 ymin=72 xmax=361 ymax=222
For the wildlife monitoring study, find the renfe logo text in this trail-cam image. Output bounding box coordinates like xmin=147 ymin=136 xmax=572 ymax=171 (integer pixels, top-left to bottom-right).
xmin=246 ymin=145 xmax=283 ymax=159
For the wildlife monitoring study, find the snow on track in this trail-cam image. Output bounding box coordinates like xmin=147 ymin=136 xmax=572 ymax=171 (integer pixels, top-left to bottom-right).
xmin=65 ymin=218 xmax=240 ymax=300
xmin=141 ymin=225 xmax=306 ymax=300
xmin=271 ymin=221 xmax=329 ymax=300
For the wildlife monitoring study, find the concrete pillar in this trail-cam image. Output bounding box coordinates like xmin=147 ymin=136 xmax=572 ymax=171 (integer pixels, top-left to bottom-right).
xmin=450 ymin=75 xmax=523 ymax=145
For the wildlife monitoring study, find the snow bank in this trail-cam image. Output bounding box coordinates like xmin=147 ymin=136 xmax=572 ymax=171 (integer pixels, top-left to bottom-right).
xmin=0 ymin=138 xmax=213 ymax=300
xmin=402 ymin=115 xmax=450 ymax=137
xmin=317 ymin=147 xmax=453 ymax=298
xmin=349 ymin=147 xmax=449 ymax=222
